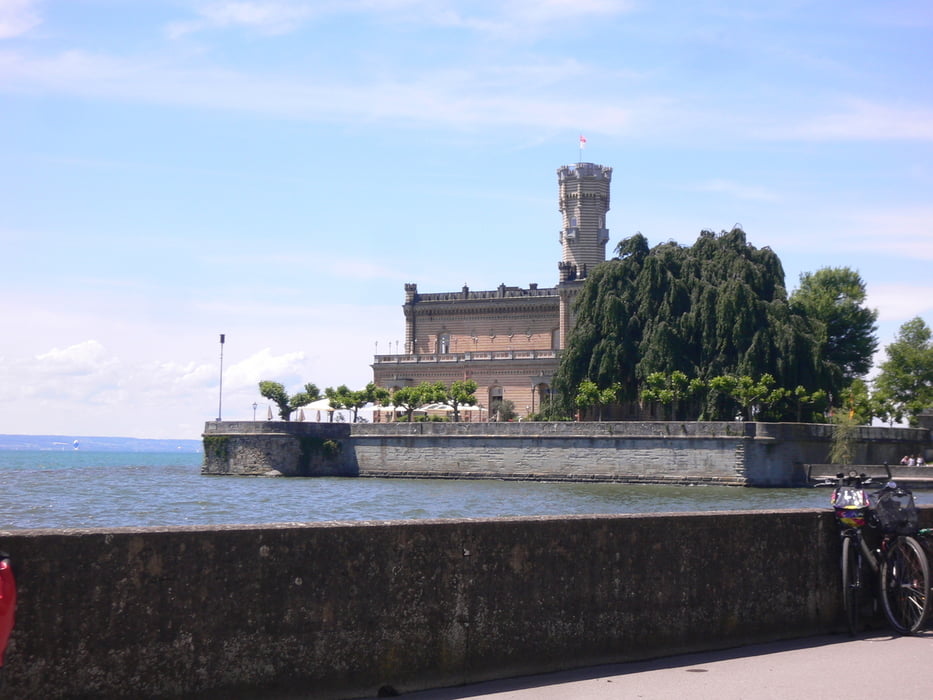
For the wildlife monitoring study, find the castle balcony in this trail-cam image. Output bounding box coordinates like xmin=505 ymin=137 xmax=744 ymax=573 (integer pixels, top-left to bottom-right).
xmin=373 ymin=349 xmax=559 ymax=365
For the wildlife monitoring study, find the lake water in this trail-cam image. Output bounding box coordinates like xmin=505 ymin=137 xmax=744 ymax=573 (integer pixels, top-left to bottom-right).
xmin=2 ymin=450 xmax=930 ymax=530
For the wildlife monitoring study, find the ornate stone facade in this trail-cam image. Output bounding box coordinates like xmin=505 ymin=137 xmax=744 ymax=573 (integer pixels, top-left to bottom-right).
xmin=372 ymin=162 xmax=612 ymax=418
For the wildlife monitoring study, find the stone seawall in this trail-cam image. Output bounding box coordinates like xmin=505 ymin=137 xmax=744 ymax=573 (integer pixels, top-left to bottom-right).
xmin=6 ymin=508 xmax=930 ymax=699
xmin=202 ymin=421 xmax=932 ymax=487
xmin=203 ymin=421 xmax=352 ymax=476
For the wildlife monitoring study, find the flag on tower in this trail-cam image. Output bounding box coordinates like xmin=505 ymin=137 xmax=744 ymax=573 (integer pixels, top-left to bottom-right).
xmin=579 ymin=134 xmax=587 ymax=149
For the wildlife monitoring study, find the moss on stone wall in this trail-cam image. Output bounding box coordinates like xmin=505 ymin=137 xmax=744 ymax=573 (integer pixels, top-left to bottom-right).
xmin=298 ymin=436 xmax=342 ymax=474
xmin=203 ymin=435 xmax=229 ymax=461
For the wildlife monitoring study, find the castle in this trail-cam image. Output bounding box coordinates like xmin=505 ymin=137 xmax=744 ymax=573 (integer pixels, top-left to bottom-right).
xmin=371 ymin=162 xmax=613 ymax=419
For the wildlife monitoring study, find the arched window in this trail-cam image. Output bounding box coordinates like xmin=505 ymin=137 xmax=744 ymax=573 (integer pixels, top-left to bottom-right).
xmin=551 ymin=328 xmax=560 ymax=350
xmin=437 ymin=333 xmax=450 ymax=354
xmin=489 ymin=385 xmax=503 ymax=418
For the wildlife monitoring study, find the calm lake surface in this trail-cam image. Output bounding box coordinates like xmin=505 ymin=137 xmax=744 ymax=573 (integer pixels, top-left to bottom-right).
xmin=2 ymin=450 xmax=930 ymax=530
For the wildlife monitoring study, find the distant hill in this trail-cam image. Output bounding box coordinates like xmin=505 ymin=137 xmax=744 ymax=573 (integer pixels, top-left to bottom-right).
xmin=0 ymin=434 xmax=203 ymax=452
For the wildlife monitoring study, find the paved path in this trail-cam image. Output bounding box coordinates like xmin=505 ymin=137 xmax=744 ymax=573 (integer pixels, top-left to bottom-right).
xmin=385 ymin=631 xmax=933 ymax=700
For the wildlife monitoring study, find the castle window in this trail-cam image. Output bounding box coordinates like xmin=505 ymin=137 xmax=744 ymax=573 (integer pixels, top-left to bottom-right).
xmin=489 ymin=386 xmax=503 ymax=418
xmin=437 ymin=333 xmax=450 ymax=354
xmin=551 ymin=328 xmax=560 ymax=349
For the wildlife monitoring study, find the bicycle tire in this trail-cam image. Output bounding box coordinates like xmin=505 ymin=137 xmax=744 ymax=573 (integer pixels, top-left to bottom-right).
xmin=880 ymin=535 xmax=930 ymax=634
xmin=841 ymin=535 xmax=860 ymax=635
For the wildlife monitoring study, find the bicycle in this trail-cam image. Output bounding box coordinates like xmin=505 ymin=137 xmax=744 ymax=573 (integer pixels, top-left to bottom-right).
xmin=818 ymin=468 xmax=931 ymax=635
xmin=871 ymin=483 xmax=931 ymax=634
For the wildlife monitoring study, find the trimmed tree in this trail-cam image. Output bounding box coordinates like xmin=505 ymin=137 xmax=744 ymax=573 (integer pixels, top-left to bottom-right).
xmin=437 ymin=379 xmax=478 ymax=422
xmin=258 ymin=381 xmax=320 ymax=421
xmin=325 ymin=382 xmax=390 ymax=423
xmin=389 ymin=382 xmax=443 ymax=422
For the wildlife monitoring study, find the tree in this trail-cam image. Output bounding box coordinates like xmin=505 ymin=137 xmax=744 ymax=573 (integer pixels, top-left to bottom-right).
xmin=790 ymin=385 xmax=828 ymax=423
xmin=640 ymin=371 xmax=702 ymax=420
xmin=789 ymin=267 xmax=878 ymax=404
xmin=390 ymin=382 xmax=443 ymax=421
xmin=872 ymin=317 xmax=933 ymax=427
xmin=838 ymin=378 xmax=872 ymax=425
xmin=829 ymin=412 xmax=858 ymax=465
xmin=730 ymin=374 xmax=776 ymax=421
xmin=325 ymin=382 xmax=390 ymax=423
xmin=258 ymin=381 xmax=319 ymax=421
xmin=437 ymin=379 xmax=478 ymax=422
xmin=496 ymin=399 xmax=518 ymax=422
xmin=554 ymin=228 xmax=823 ymax=416
xmin=575 ymin=380 xmax=621 ymax=421
xmin=705 ymin=375 xmax=742 ymax=420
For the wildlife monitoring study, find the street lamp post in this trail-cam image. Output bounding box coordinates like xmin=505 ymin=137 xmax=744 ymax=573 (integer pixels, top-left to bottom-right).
xmin=217 ymin=334 xmax=225 ymax=421
xmin=252 ymin=402 xmax=258 ymax=421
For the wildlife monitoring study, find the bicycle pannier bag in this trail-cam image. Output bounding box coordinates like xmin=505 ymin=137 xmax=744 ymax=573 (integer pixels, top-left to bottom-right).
xmin=870 ymin=485 xmax=918 ymax=535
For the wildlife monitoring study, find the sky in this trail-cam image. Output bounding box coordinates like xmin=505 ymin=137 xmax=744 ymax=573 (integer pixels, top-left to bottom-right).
xmin=2 ymin=0 xmax=932 ymax=440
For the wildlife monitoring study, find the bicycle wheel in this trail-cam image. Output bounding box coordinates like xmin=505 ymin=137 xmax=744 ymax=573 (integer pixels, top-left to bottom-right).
xmin=880 ymin=536 xmax=930 ymax=634
xmin=841 ymin=535 xmax=861 ymax=635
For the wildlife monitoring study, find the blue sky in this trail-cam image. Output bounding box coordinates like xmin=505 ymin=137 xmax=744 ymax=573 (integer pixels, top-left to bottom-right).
xmin=2 ymin=0 xmax=932 ymax=439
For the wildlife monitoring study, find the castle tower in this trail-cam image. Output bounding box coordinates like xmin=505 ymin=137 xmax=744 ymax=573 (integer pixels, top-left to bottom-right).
xmin=557 ymin=162 xmax=612 ymax=348
xmin=557 ymin=162 xmax=612 ymax=280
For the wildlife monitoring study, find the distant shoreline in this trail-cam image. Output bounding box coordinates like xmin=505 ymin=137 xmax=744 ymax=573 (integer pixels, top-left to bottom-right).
xmin=0 ymin=434 xmax=203 ymax=453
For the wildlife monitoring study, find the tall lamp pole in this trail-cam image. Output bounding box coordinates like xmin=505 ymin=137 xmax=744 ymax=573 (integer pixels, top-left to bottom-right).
xmin=217 ymin=333 xmax=225 ymax=421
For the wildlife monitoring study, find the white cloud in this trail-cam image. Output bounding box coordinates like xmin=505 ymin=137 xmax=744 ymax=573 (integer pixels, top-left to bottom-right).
xmin=406 ymin=0 xmax=635 ymax=36
xmin=843 ymin=207 xmax=933 ymax=260
xmin=867 ymin=283 xmax=933 ymax=325
xmin=224 ymin=348 xmax=309 ymax=391
xmin=762 ymin=98 xmax=933 ymax=142
xmin=693 ymin=179 xmax=781 ymax=202
xmin=0 ymin=0 xmax=40 ymax=39
xmin=1 ymin=340 xmax=124 ymax=404
xmin=503 ymin=0 xmax=632 ymax=25
xmin=166 ymin=0 xmax=635 ymax=39
xmin=36 ymin=340 xmax=114 ymax=374
xmin=168 ymin=1 xmax=317 ymax=38
xmin=0 ymin=48 xmax=637 ymax=133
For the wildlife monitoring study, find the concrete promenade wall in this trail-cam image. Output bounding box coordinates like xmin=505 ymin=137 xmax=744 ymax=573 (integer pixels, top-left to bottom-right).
xmin=3 ymin=508 xmax=931 ymax=699
xmin=202 ymin=421 xmax=931 ymax=487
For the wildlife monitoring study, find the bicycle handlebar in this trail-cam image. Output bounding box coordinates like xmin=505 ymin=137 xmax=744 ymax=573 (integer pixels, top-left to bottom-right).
xmin=809 ymin=462 xmax=893 ymax=489
xmin=811 ymin=473 xmax=884 ymax=489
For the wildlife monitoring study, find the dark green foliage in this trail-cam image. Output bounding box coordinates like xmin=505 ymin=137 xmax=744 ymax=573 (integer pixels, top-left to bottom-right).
xmin=789 ymin=267 xmax=878 ymax=403
xmin=298 ymin=436 xmax=343 ymax=474
xmin=555 ymin=228 xmax=826 ymax=419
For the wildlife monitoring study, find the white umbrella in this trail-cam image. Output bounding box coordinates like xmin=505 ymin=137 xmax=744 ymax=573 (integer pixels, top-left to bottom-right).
xmin=303 ymin=398 xmax=336 ymax=412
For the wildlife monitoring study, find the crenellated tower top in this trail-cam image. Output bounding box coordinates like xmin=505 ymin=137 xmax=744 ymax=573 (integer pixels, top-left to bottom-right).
xmin=557 ymin=162 xmax=612 ymax=281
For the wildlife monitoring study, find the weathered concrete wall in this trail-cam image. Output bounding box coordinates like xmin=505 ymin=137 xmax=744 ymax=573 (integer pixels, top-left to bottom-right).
xmin=203 ymin=421 xmax=931 ymax=487
xmin=2 ymin=508 xmax=930 ymax=699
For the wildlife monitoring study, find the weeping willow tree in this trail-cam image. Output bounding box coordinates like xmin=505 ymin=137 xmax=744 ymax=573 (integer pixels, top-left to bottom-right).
xmin=554 ymin=228 xmax=826 ymax=419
